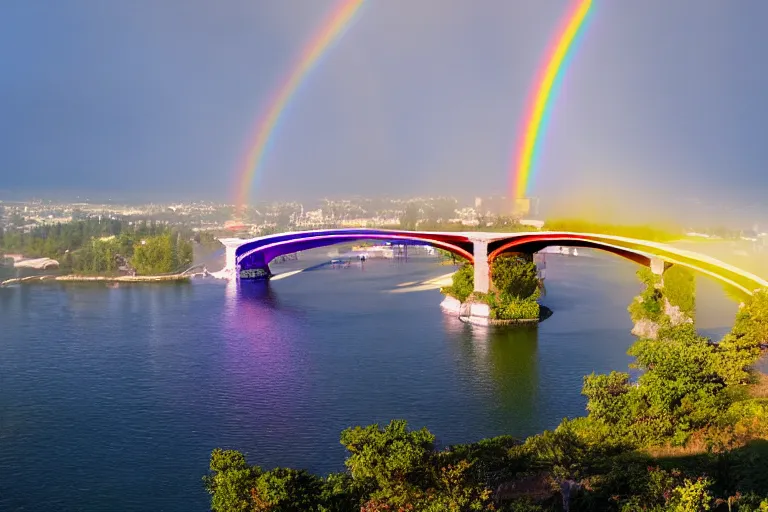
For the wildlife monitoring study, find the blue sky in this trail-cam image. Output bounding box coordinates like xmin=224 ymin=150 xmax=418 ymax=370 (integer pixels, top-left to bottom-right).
xmin=1 ymin=1 xmax=767 ymax=221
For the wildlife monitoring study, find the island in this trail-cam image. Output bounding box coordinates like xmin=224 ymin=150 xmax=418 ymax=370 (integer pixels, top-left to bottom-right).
xmin=439 ymin=254 xmax=546 ymax=325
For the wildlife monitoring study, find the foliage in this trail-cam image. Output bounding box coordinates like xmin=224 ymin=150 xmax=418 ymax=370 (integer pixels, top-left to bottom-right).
xmin=489 ymin=297 xmax=540 ymax=321
xmin=718 ymin=290 xmax=768 ymax=386
xmin=440 ymin=257 xmax=542 ymax=320
xmin=252 ymin=468 xmax=324 ymax=511
xmin=441 ymin=263 xmax=474 ymax=302
xmin=340 ymin=419 xmax=435 ymax=503
xmin=435 ymin=248 xmax=466 ymax=265
xmin=491 ymin=255 xmax=539 ymax=301
xmin=486 ymin=256 xmax=541 ymax=320
xmin=663 ymin=266 xmax=696 ymax=319
xmin=628 ymin=267 xmax=665 ymax=323
xmin=131 ymin=233 xmax=192 ymax=275
xmin=543 ymin=218 xmax=681 ymax=242
xmin=206 ymin=286 xmax=768 ymax=511
xmin=628 ymin=331 xmax=730 ymax=446
xmin=203 ymin=449 xmax=260 ymax=512
xmin=206 ymin=421 xmax=496 ymax=511
xmin=73 ymin=238 xmax=122 ymax=274
xmin=0 ymin=217 xmax=194 ymax=275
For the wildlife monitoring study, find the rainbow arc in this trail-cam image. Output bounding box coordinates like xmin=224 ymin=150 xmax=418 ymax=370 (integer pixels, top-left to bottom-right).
xmin=512 ymin=0 xmax=593 ymax=200
xmin=234 ymin=0 xmax=365 ymax=215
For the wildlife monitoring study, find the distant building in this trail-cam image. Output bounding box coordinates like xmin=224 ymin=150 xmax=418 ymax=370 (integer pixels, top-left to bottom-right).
xmin=513 ymin=197 xmax=540 ymax=217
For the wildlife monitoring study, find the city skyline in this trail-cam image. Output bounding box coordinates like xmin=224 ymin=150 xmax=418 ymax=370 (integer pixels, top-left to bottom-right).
xmin=2 ymin=1 xmax=767 ymax=218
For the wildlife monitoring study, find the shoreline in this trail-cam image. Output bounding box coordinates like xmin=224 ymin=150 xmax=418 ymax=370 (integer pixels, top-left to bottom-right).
xmin=1 ymin=273 xmax=190 ymax=287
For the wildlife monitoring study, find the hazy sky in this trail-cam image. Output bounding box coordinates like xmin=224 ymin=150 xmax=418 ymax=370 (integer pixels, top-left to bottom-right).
xmin=1 ymin=1 xmax=767 ymax=220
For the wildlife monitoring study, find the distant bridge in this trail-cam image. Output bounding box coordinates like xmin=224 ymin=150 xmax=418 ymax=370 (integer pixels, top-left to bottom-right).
xmin=219 ymin=229 xmax=768 ymax=295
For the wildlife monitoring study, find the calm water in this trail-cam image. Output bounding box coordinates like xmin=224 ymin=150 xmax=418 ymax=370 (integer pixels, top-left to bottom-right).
xmin=0 ymin=252 xmax=738 ymax=511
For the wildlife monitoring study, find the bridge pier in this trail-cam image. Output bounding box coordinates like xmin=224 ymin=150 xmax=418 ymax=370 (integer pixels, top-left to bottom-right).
xmin=225 ymin=244 xmax=237 ymax=275
xmin=650 ymin=257 xmax=669 ymax=277
xmin=472 ymin=240 xmax=490 ymax=294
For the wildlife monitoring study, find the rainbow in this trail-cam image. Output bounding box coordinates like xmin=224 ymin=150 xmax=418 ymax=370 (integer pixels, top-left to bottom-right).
xmin=235 ymin=0 xmax=365 ymax=214
xmin=512 ymin=0 xmax=593 ymax=200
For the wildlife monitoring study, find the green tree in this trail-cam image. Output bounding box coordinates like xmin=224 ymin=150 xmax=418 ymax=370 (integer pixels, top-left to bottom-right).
xmin=131 ymin=233 xmax=176 ymax=274
xmin=340 ymin=420 xmax=435 ymax=507
xmin=203 ymin=449 xmax=260 ymax=512
xmin=491 ymin=255 xmax=539 ymax=301
xmin=252 ymin=468 xmax=325 ymax=511
xmin=442 ymin=263 xmax=474 ymax=302
xmin=175 ymin=233 xmax=193 ymax=269
xmin=718 ymin=290 xmax=768 ymax=385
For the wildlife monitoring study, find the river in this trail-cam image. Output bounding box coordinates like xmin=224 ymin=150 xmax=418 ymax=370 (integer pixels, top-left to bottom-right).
xmin=0 ymin=250 xmax=740 ymax=511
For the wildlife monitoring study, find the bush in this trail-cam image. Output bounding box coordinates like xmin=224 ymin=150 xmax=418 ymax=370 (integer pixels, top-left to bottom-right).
xmin=491 ymin=255 xmax=539 ymax=301
xmin=718 ymin=290 xmax=768 ymax=386
xmin=628 ymin=267 xmax=664 ymax=323
xmin=441 ymin=263 xmax=474 ymax=302
xmin=491 ymin=297 xmax=540 ymax=321
xmin=663 ymin=265 xmax=696 ymax=319
xmin=131 ymin=233 xmax=192 ymax=275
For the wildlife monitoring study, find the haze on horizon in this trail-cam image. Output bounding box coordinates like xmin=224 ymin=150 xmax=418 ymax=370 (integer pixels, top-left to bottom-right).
xmin=1 ymin=0 xmax=767 ymax=226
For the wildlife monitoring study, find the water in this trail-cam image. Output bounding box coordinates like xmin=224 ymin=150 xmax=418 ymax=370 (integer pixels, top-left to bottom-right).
xmin=0 ymin=251 xmax=738 ymax=511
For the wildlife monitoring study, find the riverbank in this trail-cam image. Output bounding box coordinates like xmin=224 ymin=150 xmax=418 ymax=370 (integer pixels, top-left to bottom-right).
xmin=0 ymin=273 xmax=190 ymax=286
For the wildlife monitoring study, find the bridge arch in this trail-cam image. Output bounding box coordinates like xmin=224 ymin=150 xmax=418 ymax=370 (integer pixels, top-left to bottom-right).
xmin=488 ymin=232 xmax=768 ymax=295
xmin=489 ymin=235 xmax=653 ymax=267
xmin=234 ymin=228 xmax=474 ymax=276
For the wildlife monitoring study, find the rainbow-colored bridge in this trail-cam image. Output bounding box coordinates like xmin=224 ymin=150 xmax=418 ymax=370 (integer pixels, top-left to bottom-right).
xmin=219 ymin=229 xmax=768 ymax=296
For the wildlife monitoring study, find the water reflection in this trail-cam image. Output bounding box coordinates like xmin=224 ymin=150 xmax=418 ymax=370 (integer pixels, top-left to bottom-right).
xmin=220 ymin=280 xmax=312 ymax=436
xmin=484 ymin=326 xmax=540 ymax=424
xmin=442 ymin=315 xmax=541 ymax=436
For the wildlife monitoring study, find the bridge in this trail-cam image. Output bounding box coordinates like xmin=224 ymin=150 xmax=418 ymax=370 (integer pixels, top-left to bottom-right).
xmin=219 ymin=228 xmax=768 ymax=296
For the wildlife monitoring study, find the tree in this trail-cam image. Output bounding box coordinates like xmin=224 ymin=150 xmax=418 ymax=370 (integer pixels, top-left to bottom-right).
xmin=175 ymin=232 xmax=193 ymax=269
xmin=399 ymin=204 xmax=420 ymax=231
xmin=443 ymin=263 xmax=474 ymax=302
xmin=131 ymin=233 xmax=176 ymax=274
xmin=252 ymin=468 xmax=325 ymax=511
xmin=203 ymin=449 xmax=260 ymax=512
xmin=717 ymin=289 xmax=768 ymax=385
xmin=491 ymin=255 xmax=539 ymax=301
xmin=340 ymin=419 xmax=435 ymax=507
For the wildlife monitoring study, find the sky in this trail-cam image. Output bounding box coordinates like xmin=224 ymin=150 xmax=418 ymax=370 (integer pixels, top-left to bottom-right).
xmin=1 ymin=0 xmax=767 ymax=223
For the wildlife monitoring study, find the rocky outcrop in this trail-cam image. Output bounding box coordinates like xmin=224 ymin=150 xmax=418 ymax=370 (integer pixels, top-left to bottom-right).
xmin=631 ymin=319 xmax=660 ymax=338
xmin=14 ymin=257 xmax=59 ymax=270
xmin=441 ymin=294 xmax=492 ymax=326
xmin=664 ymin=298 xmax=693 ymax=327
xmin=630 ymin=297 xmax=693 ymax=339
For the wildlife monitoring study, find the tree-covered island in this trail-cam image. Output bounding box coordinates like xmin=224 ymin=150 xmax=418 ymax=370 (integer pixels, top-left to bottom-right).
xmin=0 ymin=217 xmax=215 ymax=276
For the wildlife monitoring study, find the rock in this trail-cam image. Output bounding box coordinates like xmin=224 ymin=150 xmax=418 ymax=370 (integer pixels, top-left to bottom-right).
xmin=14 ymin=257 xmax=59 ymax=270
xmin=663 ymin=298 xmax=693 ymax=327
xmin=466 ymin=302 xmax=491 ymax=326
xmin=630 ymin=298 xmax=692 ymax=339
xmin=559 ymin=479 xmax=582 ymax=512
xmin=439 ymin=295 xmax=461 ymax=314
xmin=632 ymin=319 xmax=660 ymax=339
